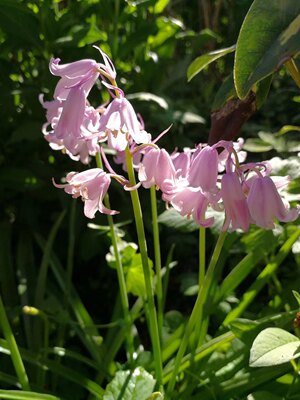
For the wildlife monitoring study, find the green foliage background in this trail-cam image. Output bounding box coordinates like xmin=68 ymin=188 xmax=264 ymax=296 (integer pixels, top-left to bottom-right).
xmin=0 ymin=0 xmax=300 ymax=399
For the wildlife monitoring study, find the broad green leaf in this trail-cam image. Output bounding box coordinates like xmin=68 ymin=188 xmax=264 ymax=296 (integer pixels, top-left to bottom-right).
xmin=158 ymin=209 xmax=198 ymax=233
xmin=106 ymin=241 xmax=152 ymax=297
xmin=250 ymin=327 xmax=300 ymax=367
xmin=187 ymin=45 xmax=235 ymax=82
xmin=126 ymin=257 xmax=149 ymax=297
xmin=234 ymin=0 xmax=300 ymax=98
xmin=103 ymin=367 xmax=155 ymax=400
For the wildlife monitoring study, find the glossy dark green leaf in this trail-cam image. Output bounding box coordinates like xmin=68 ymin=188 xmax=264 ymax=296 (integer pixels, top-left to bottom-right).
xmin=234 ymin=0 xmax=300 ymax=98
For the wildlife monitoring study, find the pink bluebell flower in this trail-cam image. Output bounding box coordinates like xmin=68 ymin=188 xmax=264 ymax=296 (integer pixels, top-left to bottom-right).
xmin=247 ymin=175 xmax=299 ymax=229
xmin=188 ymin=146 xmax=219 ymax=191
xmin=98 ymin=92 xmax=150 ymax=151
xmin=221 ymin=172 xmax=251 ymax=231
xmin=171 ymin=149 xmax=192 ymax=179
xmin=49 ymin=58 xmax=99 ymax=100
xmin=54 ymin=169 xmax=118 ymax=218
xmin=138 ymin=148 xmax=176 ymax=190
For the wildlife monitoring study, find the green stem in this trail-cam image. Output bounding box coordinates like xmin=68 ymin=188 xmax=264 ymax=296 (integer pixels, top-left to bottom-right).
xmin=162 ymin=244 xmax=175 ymax=313
xmin=150 ymin=186 xmax=163 ymax=340
xmin=125 ymin=146 xmax=163 ymax=388
xmin=96 ymin=152 xmax=134 ymax=365
xmin=198 ymin=226 xmax=206 ymax=288
xmin=0 ymin=295 xmax=30 ymax=390
xmin=166 ymin=232 xmax=226 ymax=395
xmin=285 ymin=58 xmax=300 ymax=89
xmin=196 ymin=226 xmax=207 ymax=348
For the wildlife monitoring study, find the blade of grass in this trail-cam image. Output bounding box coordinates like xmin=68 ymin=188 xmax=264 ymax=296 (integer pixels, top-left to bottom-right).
xmin=0 ymin=339 xmax=104 ymax=397
xmin=217 ymin=251 xmax=263 ymax=301
xmin=0 ymin=390 xmax=60 ymax=400
xmin=0 ymin=296 xmax=30 ymax=390
xmin=34 ymin=210 xmax=66 ymax=308
xmin=223 ymin=227 xmax=300 ymax=326
xmin=163 ymin=331 xmax=235 ymax=384
xmin=34 ymin=233 xmax=103 ymax=366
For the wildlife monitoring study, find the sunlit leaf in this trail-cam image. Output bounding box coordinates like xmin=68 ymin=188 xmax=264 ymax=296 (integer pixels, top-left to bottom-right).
xmin=250 ymin=327 xmax=300 ymax=367
xmin=187 ymin=45 xmax=235 ymax=82
xmin=103 ymin=367 xmax=155 ymax=400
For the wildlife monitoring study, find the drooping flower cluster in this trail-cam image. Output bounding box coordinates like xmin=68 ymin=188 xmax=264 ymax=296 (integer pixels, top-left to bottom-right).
xmin=41 ymin=47 xmax=150 ymax=164
xmin=42 ymin=48 xmax=299 ymax=230
xmin=138 ymin=140 xmax=299 ymax=230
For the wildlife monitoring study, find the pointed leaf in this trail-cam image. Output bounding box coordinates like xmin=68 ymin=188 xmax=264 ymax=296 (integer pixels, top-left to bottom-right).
xmin=250 ymin=327 xmax=300 ymax=367
xmin=187 ymin=45 xmax=235 ymax=82
xmin=235 ymin=0 xmax=300 ymax=98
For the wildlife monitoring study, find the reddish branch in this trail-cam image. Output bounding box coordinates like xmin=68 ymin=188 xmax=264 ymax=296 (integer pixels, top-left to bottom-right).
xmin=208 ymin=91 xmax=256 ymax=145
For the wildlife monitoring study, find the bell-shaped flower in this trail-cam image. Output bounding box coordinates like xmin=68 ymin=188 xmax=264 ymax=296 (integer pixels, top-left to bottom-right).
xmin=138 ymin=148 xmax=176 ymax=190
xmin=98 ymin=93 xmax=150 ymax=151
xmin=54 ymin=86 xmax=86 ymax=140
xmin=217 ymin=138 xmax=247 ymax=172
xmin=163 ymin=183 xmax=213 ymax=227
xmin=54 ymin=168 xmax=118 ymax=219
xmin=221 ymin=172 xmax=251 ymax=231
xmin=247 ymin=175 xmax=299 ymax=229
xmin=188 ymin=146 xmax=219 ymax=192
xmin=49 ymin=58 xmax=99 ymax=100
xmin=41 ymin=92 xmax=100 ymax=164
xmin=171 ymin=150 xmax=191 ymax=179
